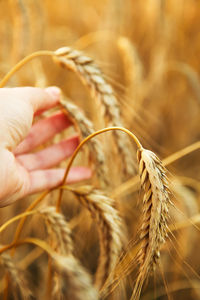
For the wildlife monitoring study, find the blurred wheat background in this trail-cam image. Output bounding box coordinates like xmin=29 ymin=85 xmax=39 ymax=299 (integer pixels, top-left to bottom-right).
xmin=0 ymin=0 xmax=200 ymax=299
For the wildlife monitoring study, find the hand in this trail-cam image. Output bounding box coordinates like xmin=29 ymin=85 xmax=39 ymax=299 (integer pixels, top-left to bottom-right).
xmin=0 ymin=87 xmax=91 ymax=207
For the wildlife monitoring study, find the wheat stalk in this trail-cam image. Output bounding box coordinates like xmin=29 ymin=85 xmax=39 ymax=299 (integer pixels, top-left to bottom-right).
xmin=60 ymin=99 xmax=109 ymax=187
xmin=68 ymin=185 xmax=125 ymax=290
xmin=53 ymin=46 xmax=135 ymax=176
xmin=0 ymin=251 xmax=31 ymax=299
xmin=132 ymin=148 xmax=170 ymax=299
xmin=53 ymin=254 xmax=99 ymax=300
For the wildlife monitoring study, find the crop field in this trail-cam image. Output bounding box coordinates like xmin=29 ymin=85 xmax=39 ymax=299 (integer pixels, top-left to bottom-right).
xmin=0 ymin=1 xmax=200 ymax=299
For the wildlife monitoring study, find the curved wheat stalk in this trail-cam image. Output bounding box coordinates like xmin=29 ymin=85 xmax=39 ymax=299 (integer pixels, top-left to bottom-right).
xmin=61 ymin=99 xmax=109 ymax=187
xmin=68 ymin=185 xmax=125 ymax=290
xmin=0 ymin=251 xmax=31 ymax=299
xmin=132 ymin=148 xmax=170 ymax=300
xmin=53 ymin=46 xmax=136 ymax=176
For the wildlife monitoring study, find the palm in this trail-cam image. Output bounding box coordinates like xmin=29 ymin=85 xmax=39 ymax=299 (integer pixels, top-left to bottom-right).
xmin=0 ymin=87 xmax=91 ymax=206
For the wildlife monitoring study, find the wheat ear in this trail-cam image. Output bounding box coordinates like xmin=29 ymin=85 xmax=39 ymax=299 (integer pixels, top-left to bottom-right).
xmin=117 ymin=36 xmax=144 ymax=90
xmin=68 ymin=185 xmax=124 ymax=290
xmin=53 ymin=47 xmax=135 ymax=176
xmin=53 ymin=254 xmax=99 ymax=300
xmin=0 ymin=251 xmax=31 ymax=299
xmin=40 ymin=206 xmax=73 ymax=255
xmin=60 ymin=99 xmax=109 ymax=187
xmin=39 ymin=207 xmax=98 ymax=299
xmin=132 ymin=148 xmax=169 ymax=300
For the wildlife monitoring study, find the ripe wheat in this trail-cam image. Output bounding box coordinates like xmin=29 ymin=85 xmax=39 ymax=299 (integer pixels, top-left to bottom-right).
xmin=60 ymin=99 xmax=109 ymax=187
xmin=53 ymin=47 xmax=136 ymax=176
xmin=40 ymin=206 xmax=73 ymax=255
xmin=132 ymin=148 xmax=170 ymax=300
xmin=69 ymin=185 xmax=125 ymax=290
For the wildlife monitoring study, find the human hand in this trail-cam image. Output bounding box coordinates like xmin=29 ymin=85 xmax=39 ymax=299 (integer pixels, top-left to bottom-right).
xmin=0 ymin=87 xmax=91 ymax=207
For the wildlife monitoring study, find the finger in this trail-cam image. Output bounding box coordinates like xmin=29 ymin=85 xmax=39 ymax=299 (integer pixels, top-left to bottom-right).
xmin=0 ymin=87 xmax=61 ymax=150
xmin=16 ymin=135 xmax=79 ymax=170
xmin=28 ymin=167 xmax=92 ymax=194
xmin=14 ymin=111 xmax=72 ymax=154
xmin=10 ymin=86 xmax=61 ymax=113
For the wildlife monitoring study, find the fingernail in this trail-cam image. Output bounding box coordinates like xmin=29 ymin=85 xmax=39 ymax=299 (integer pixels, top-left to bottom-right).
xmin=45 ymin=86 xmax=61 ymax=99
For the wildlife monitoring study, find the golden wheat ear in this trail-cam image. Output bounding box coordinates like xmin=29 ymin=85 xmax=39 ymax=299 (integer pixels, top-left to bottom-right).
xmin=53 ymin=47 xmax=136 ymax=176
xmin=40 ymin=206 xmax=74 ymax=255
xmin=67 ymin=185 xmax=125 ymax=290
xmin=132 ymin=148 xmax=170 ymax=300
xmin=60 ymin=99 xmax=109 ymax=187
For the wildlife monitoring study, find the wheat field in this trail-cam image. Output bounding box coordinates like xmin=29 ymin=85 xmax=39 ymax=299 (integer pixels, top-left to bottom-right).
xmin=0 ymin=1 xmax=200 ymax=299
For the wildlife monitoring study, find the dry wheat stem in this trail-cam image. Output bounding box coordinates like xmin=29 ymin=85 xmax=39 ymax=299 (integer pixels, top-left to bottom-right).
xmin=0 ymin=50 xmax=54 ymax=87
xmin=57 ymin=126 xmax=142 ymax=211
xmin=0 ymin=251 xmax=31 ymax=299
xmin=60 ymin=99 xmax=109 ymax=187
xmin=65 ymin=185 xmax=125 ymax=290
xmin=54 ymin=46 xmax=135 ymax=176
xmin=0 ymin=210 xmax=37 ymax=234
xmin=132 ymin=148 xmax=170 ymax=300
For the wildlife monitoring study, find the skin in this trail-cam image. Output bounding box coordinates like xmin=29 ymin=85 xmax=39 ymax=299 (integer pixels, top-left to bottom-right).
xmin=0 ymin=87 xmax=91 ymax=207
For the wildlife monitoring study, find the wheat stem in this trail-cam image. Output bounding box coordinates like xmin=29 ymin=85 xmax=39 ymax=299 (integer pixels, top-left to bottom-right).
xmin=0 ymin=210 xmax=37 ymax=234
xmin=56 ymin=126 xmax=142 ymax=211
xmin=0 ymin=50 xmax=53 ymax=87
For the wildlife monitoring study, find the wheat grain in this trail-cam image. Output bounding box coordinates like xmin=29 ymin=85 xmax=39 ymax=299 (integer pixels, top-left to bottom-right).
xmin=40 ymin=206 xmax=73 ymax=255
xmin=53 ymin=46 xmax=136 ymax=176
xmin=40 ymin=207 xmax=76 ymax=299
xmin=61 ymin=99 xmax=109 ymax=187
xmin=69 ymin=185 xmax=125 ymax=290
xmin=132 ymin=148 xmax=170 ymax=300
